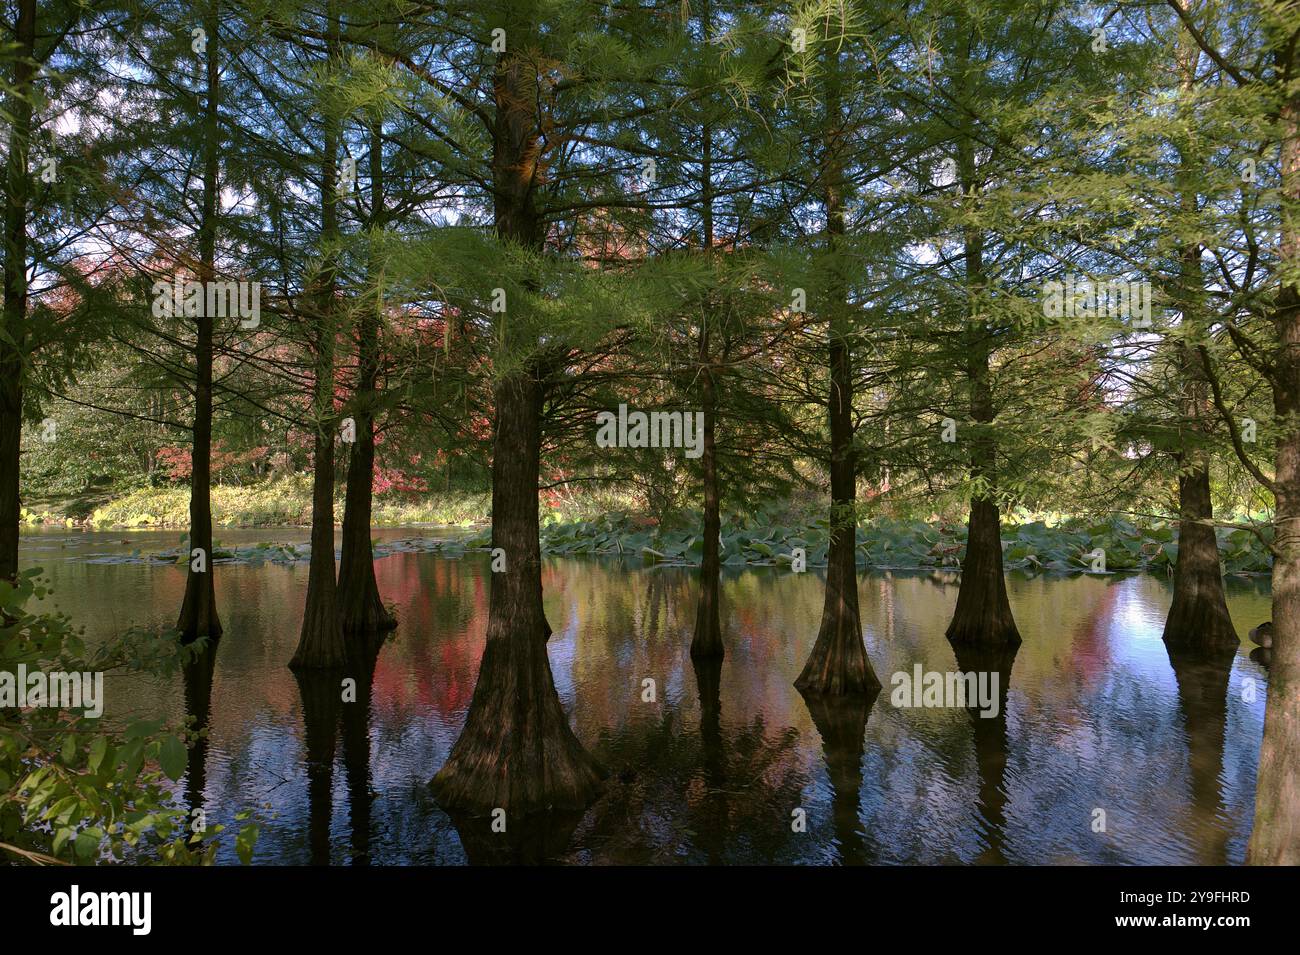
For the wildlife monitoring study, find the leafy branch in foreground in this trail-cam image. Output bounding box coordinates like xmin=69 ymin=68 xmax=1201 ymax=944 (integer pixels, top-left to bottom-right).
xmin=0 ymin=569 xmax=257 ymax=865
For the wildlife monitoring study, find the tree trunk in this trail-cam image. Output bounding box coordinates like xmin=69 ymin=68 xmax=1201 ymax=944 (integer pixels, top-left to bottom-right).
xmin=338 ymin=119 xmax=394 ymax=636
xmin=292 ymin=428 xmax=346 ymax=668
xmin=796 ymin=38 xmax=878 ymax=694
xmin=290 ymin=5 xmax=344 ymax=669
xmin=1163 ymin=46 xmax=1235 ymax=652
xmin=430 ymin=370 xmax=604 ymax=815
xmin=948 ymin=497 xmax=1019 ymax=646
xmin=795 ymin=302 xmax=878 ymax=691
xmin=1248 ymin=61 xmax=1300 ymax=866
xmin=946 ymin=221 xmax=1019 ymax=647
xmin=0 ymin=0 xmax=36 ymax=586
xmin=691 ymin=349 xmax=724 ymax=659
xmin=430 ymin=43 xmax=602 ymax=814
xmin=177 ymin=0 xmax=223 ymax=640
xmin=797 ymin=332 xmax=879 ymax=694
xmin=1164 ymin=468 xmax=1237 ymax=650
xmin=690 ymin=43 xmax=724 ymax=661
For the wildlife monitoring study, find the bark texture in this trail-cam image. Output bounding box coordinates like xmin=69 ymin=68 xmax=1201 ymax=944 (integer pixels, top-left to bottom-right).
xmin=338 ymin=120 xmax=395 ymax=636
xmin=1248 ymin=55 xmax=1300 ymax=866
xmin=431 ymin=371 xmax=604 ymax=815
xmin=0 ymin=0 xmax=36 ymax=586
xmin=1163 ymin=469 xmax=1237 ymax=650
xmin=177 ymin=0 xmax=223 ymax=639
xmin=290 ymin=6 xmax=345 ymax=669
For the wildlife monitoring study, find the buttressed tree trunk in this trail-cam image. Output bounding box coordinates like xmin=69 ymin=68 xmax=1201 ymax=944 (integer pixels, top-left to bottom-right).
xmin=1248 ymin=65 xmax=1300 ymax=865
xmin=796 ymin=37 xmax=878 ymax=696
xmin=431 ymin=370 xmax=603 ymax=814
xmin=338 ymin=118 xmax=395 ymax=636
xmin=0 ymin=0 xmax=36 ymax=587
xmin=290 ymin=6 xmax=345 ymax=669
xmin=177 ymin=0 xmax=223 ymax=641
xmin=431 ymin=46 xmax=602 ymax=816
xmin=1163 ymin=44 xmax=1236 ymax=653
xmin=945 ymin=229 xmax=1019 ymax=648
xmin=1164 ymin=468 xmax=1237 ymax=650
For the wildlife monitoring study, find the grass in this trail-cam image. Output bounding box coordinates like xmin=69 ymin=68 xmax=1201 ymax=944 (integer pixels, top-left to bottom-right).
xmin=22 ymin=476 xmax=491 ymax=529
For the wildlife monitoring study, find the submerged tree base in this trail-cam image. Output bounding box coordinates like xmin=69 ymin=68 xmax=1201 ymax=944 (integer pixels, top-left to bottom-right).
xmin=290 ymin=592 xmax=348 ymax=670
xmin=946 ymin=499 xmax=1022 ymax=649
xmin=690 ymin=611 xmax=724 ymax=660
xmin=430 ymin=622 xmax=605 ymax=816
xmin=176 ymin=570 xmax=222 ymax=641
xmin=1162 ymin=594 xmax=1238 ymax=653
xmin=795 ymin=609 xmax=881 ymax=697
xmin=339 ymin=588 xmax=397 ymax=637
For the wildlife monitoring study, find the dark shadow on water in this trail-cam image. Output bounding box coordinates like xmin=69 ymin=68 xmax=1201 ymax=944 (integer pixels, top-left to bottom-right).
xmin=292 ymin=666 xmax=342 ymax=866
xmin=181 ymin=636 xmax=220 ymax=821
xmin=292 ymin=632 xmax=388 ymax=865
xmin=694 ymin=655 xmax=728 ymax=864
xmin=441 ymin=805 xmax=587 ymax=865
xmin=556 ymin=651 xmax=807 ymax=864
xmin=1165 ymin=642 xmax=1236 ymax=865
xmin=798 ymin=683 xmax=879 ymax=866
xmin=949 ymin=641 xmax=1019 ymax=865
xmin=341 ymin=632 xmax=386 ymax=865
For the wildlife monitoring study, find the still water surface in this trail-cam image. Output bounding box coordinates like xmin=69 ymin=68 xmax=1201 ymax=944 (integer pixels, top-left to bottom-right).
xmin=19 ymin=526 xmax=1273 ymax=865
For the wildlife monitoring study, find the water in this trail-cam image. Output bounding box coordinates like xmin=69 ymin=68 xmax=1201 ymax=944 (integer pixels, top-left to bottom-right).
xmin=18 ymin=526 xmax=1273 ymax=865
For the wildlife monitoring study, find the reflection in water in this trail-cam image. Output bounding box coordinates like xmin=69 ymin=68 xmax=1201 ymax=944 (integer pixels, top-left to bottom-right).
xmin=181 ymin=637 xmax=220 ymax=821
xmin=19 ymin=528 xmax=1272 ymax=864
xmin=442 ymin=805 xmax=587 ymax=865
xmin=1165 ymin=644 xmax=1235 ymax=866
xmin=341 ymin=633 xmax=385 ymax=865
xmin=800 ymin=685 xmax=879 ymax=866
xmin=693 ymin=655 xmax=727 ymax=864
xmin=293 ymin=667 xmax=342 ymax=866
xmin=949 ymin=642 xmax=1018 ymax=866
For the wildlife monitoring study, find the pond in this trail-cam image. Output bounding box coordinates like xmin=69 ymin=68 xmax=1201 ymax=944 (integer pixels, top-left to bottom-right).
xmin=18 ymin=526 xmax=1273 ymax=865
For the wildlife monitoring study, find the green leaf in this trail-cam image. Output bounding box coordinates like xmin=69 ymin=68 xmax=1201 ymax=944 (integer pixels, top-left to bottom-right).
xmin=88 ymin=737 xmax=108 ymax=774
xmin=159 ymin=734 xmax=187 ymax=781
xmin=236 ymin=823 xmax=259 ymax=865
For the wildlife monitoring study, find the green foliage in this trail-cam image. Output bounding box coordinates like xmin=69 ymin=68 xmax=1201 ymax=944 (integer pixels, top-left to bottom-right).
xmin=494 ymin=512 xmax=1272 ymax=577
xmin=0 ymin=570 xmax=258 ymax=865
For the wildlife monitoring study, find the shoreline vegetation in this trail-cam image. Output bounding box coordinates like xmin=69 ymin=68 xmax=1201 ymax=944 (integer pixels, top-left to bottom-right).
xmin=20 ymin=479 xmax=1274 ymax=577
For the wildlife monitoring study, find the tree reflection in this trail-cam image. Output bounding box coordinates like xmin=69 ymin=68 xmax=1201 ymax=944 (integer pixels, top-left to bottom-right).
xmin=181 ymin=636 xmax=220 ymax=822
xmin=950 ymin=641 xmax=1018 ymax=865
xmin=799 ymin=683 xmax=879 ymax=865
xmin=1165 ymin=643 xmax=1236 ymax=865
